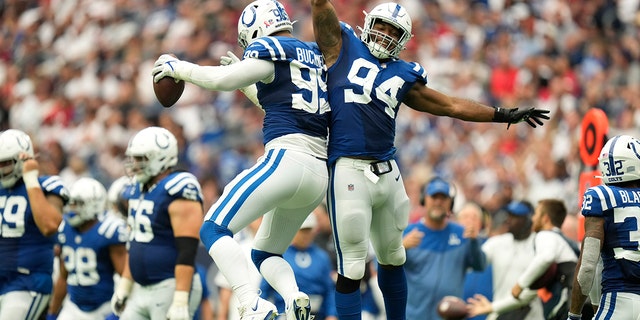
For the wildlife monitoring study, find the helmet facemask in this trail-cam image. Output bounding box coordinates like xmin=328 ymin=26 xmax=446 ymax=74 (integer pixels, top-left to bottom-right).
xmin=359 ymin=3 xmax=413 ymax=59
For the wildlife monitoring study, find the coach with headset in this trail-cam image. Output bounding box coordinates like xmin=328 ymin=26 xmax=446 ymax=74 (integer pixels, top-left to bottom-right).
xmin=402 ymin=177 xmax=487 ymax=319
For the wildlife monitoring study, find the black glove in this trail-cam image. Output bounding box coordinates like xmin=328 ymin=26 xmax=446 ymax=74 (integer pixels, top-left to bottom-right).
xmin=492 ymin=107 xmax=550 ymax=129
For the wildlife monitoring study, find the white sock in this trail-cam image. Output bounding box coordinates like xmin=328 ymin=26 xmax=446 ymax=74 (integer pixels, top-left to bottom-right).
xmin=259 ymin=256 xmax=300 ymax=303
xmin=209 ymin=236 xmax=258 ymax=306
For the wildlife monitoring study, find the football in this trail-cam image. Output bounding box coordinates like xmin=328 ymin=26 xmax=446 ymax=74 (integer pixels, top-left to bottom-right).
xmin=437 ymin=295 xmax=468 ymax=320
xmin=530 ymin=262 xmax=558 ymax=289
xmin=153 ymin=76 xmax=185 ymax=108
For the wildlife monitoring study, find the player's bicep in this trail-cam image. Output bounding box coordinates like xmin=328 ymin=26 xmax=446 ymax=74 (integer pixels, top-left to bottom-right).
xmin=583 ymin=216 xmax=605 ymax=245
xmin=404 ymin=83 xmax=452 ymax=115
xmin=168 ymin=199 xmax=203 ymax=238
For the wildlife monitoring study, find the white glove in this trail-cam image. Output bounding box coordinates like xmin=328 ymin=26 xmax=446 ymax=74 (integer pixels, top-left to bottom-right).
xmin=110 ymin=277 xmax=133 ymax=316
xmin=220 ymin=51 xmax=241 ymax=66
xmin=152 ymin=54 xmax=194 ymax=83
xmin=166 ymin=291 xmax=190 ymax=320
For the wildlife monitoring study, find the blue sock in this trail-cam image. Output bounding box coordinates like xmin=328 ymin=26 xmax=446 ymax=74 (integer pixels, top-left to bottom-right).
xmin=377 ymin=265 xmax=407 ymax=320
xmin=335 ymin=290 xmax=361 ymax=320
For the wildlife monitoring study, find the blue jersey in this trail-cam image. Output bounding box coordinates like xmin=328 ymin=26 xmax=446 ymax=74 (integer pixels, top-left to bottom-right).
xmin=243 ymin=36 xmax=330 ymax=145
xmin=126 ymin=172 xmax=203 ymax=285
xmin=326 ymin=23 xmax=428 ymax=164
xmin=403 ymin=221 xmax=486 ymax=319
xmin=57 ymin=214 xmax=127 ymax=311
xmin=260 ymin=244 xmax=336 ymax=318
xmin=0 ymin=176 xmax=69 ymax=294
xmin=581 ymin=185 xmax=640 ymax=294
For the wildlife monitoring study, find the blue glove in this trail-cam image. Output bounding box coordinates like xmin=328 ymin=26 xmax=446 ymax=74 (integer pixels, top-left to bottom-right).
xmin=45 ymin=314 xmax=57 ymax=320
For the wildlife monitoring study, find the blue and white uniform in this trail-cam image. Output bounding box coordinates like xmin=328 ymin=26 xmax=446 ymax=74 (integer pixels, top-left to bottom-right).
xmin=56 ymin=214 xmax=127 ymax=318
xmin=0 ymin=175 xmax=68 ymax=319
xmin=327 ymin=23 xmax=426 ymax=279
xmin=127 ymin=171 xmax=203 ymax=285
xmin=201 ymin=36 xmax=329 ymax=256
xmin=122 ymin=171 xmax=204 ymax=319
xmin=581 ymin=184 xmax=640 ymax=319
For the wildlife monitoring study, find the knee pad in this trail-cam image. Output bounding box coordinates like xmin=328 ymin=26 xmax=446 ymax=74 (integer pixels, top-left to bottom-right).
xmin=251 ymin=249 xmax=280 ymax=271
xmin=342 ymin=260 xmax=367 ymax=280
xmin=336 ymin=274 xmax=361 ymax=293
xmin=377 ymin=246 xmax=406 ymax=266
xmin=199 ymin=221 xmax=232 ymax=250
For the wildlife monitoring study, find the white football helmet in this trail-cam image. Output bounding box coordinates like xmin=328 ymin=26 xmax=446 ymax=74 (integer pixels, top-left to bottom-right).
xmin=237 ymin=0 xmax=293 ymax=49
xmin=598 ymin=135 xmax=640 ymax=185
xmin=359 ymin=2 xmax=413 ymax=59
xmin=0 ymin=129 xmax=35 ymax=189
xmin=125 ymin=127 xmax=178 ymax=184
xmin=107 ymin=175 xmax=132 ymax=216
xmin=66 ymin=177 xmax=107 ymax=227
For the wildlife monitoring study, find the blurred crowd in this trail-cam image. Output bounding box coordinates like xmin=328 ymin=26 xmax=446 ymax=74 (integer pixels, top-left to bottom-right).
xmin=2 ymin=0 xmax=640 ymax=219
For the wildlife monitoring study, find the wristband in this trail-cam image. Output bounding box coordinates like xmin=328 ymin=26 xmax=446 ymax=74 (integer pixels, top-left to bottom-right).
xmin=173 ymin=291 xmax=189 ymax=305
xmin=568 ymin=312 xmax=582 ymax=320
xmin=23 ymin=170 xmax=40 ymax=189
xmin=492 ymin=107 xmax=510 ymax=123
xmin=115 ymin=277 xmax=133 ymax=297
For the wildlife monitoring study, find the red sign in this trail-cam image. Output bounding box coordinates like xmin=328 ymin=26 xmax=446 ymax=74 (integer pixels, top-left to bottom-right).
xmin=579 ymin=109 xmax=609 ymax=167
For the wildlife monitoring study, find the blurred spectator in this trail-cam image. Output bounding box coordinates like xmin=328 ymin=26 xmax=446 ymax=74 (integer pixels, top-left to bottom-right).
xmin=467 ymin=201 xmax=544 ymax=319
xmin=511 ymin=199 xmax=579 ymax=320
xmin=461 ymin=202 xmax=494 ymax=320
xmin=403 ymin=178 xmax=486 ymax=319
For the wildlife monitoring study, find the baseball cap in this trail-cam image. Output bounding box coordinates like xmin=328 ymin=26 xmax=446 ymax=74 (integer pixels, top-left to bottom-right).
xmin=300 ymin=213 xmax=317 ymax=230
xmin=505 ymin=201 xmax=533 ymax=216
xmin=425 ymin=178 xmax=452 ymax=197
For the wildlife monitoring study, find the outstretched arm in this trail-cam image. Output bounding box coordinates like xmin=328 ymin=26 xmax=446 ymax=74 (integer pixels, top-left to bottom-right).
xmin=404 ymin=84 xmax=550 ymax=129
xmin=152 ymin=55 xmax=274 ymax=92
xmin=310 ymin=0 xmax=342 ymax=67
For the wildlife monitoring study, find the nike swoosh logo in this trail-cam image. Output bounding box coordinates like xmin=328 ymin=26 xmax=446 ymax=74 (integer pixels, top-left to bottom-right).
xmin=252 ymin=299 xmax=259 ymax=311
xmin=395 ymin=174 xmax=400 ymax=181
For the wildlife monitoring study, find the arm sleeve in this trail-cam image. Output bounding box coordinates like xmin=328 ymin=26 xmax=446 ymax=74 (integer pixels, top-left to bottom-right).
xmin=182 ymin=58 xmax=275 ymax=91
xmin=517 ymin=232 xmax=557 ymax=287
xmin=492 ymin=289 xmax=537 ymax=314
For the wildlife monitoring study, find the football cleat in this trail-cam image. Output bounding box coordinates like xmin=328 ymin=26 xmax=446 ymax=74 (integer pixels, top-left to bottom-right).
xmin=239 ymin=297 xmax=278 ymax=320
xmin=285 ymin=292 xmax=312 ymax=320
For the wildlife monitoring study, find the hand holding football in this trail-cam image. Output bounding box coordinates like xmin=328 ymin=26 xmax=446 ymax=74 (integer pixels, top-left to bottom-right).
xmin=437 ymin=296 xmax=468 ymax=320
xmin=153 ymin=76 xmax=184 ymax=108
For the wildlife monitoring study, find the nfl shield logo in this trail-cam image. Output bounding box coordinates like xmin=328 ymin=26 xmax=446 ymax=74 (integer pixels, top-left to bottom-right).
xmin=348 ymin=184 xmax=354 ymax=191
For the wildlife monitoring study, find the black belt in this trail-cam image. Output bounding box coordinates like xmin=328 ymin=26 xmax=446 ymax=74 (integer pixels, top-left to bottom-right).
xmin=369 ymin=160 xmax=392 ymax=176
